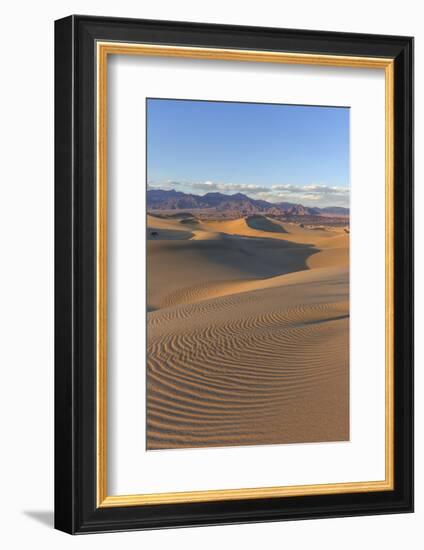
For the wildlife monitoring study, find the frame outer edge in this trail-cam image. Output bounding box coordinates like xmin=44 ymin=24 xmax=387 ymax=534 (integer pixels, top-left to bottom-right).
xmin=400 ymin=36 xmax=414 ymax=511
xmin=54 ymin=15 xmax=77 ymax=534
xmin=54 ymin=15 xmax=414 ymax=533
xmin=409 ymin=37 xmax=414 ymax=512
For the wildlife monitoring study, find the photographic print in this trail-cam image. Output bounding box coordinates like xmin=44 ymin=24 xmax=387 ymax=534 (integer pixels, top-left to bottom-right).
xmin=146 ymin=98 xmax=350 ymax=450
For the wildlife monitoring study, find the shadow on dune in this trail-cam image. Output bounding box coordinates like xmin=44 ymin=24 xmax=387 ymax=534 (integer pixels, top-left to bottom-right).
xmin=147 ymin=235 xmax=320 ymax=311
xmin=149 ymin=235 xmax=317 ymax=279
xmin=245 ymin=214 xmax=288 ymax=233
xmin=179 ymin=217 xmax=199 ymax=225
xmin=147 ymin=228 xmax=194 ymax=240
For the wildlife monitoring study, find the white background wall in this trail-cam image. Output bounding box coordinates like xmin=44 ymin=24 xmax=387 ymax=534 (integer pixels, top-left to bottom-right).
xmin=0 ymin=1 xmax=420 ymax=547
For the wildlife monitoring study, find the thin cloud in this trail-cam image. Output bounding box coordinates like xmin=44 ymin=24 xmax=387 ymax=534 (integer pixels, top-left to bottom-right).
xmin=303 ymin=184 xmax=349 ymax=195
xmin=148 ymin=180 xmax=349 ymax=207
xmin=189 ymin=181 xmax=270 ymax=194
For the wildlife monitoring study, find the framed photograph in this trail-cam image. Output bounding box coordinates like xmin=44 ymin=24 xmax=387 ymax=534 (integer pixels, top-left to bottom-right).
xmin=54 ymin=15 xmax=413 ymax=534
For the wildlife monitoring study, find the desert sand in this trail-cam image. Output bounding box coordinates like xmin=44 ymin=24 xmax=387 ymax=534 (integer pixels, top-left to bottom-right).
xmin=146 ymin=213 xmax=349 ymax=449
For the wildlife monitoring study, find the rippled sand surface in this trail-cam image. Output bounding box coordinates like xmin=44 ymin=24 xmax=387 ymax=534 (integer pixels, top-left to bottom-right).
xmin=146 ymin=215 xmax=349 ymax=449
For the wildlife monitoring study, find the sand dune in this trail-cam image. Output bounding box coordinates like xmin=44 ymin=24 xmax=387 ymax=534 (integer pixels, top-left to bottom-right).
xmin=147 ymin=237 xmax=318 ymax=310
xmin=245 ymin=214 xmax=288 ymax=233
xmin=146 ymin=213 xmax=349 ymax=449
xmin=147 ymin=214 xmax=194 ymax=240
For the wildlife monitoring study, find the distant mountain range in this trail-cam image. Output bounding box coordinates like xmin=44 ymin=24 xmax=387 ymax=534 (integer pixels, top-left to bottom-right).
xmin=147 ymin=189 xmax=349 ymax=217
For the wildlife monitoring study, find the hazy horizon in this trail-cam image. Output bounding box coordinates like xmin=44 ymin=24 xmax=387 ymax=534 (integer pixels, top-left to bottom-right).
xmin=147 ymin=183 xmax=349 ymax=209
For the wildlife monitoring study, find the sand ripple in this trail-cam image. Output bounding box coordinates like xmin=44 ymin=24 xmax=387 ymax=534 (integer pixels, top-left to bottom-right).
xmin=147 ymin=277 xmax=349 ymax=449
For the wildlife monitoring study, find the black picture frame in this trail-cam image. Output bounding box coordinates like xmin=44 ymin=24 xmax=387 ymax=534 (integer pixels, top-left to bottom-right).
xmin=55 ymin=14 xmax=414 ymax=534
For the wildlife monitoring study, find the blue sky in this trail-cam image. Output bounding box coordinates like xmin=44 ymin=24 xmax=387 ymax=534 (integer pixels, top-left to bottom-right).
xmin=147 ymin=98 xmax=350 ymax=207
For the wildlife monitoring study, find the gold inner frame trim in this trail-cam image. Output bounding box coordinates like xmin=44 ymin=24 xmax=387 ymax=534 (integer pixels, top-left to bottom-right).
xmin=96 ymin=41 xmax=395 ymax=508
